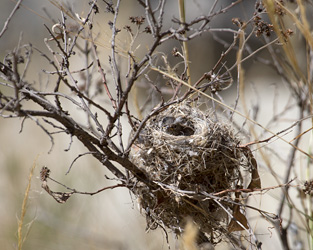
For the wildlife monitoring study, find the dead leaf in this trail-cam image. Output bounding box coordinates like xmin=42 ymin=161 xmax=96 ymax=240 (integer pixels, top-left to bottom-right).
xmin=42 ymin=181 xmax=74 ymax=203
xmin=247 ymin=157 xmax=261 ymax=189
xmin=40 ymin=166 xmax=73 ymax=204
xmin=228 ymin=192 xmax=248 ymax=232
xmin=228 ymin=204 xmax=248 ymax=232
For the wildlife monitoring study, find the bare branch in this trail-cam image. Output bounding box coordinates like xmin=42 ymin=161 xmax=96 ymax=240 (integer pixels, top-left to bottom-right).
xmin=0 ymin=0 xmax=23 ymax=38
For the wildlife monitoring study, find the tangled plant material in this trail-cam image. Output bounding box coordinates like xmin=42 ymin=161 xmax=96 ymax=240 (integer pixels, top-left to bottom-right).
xmin=131 ymin=101 xmax=260 ymax=244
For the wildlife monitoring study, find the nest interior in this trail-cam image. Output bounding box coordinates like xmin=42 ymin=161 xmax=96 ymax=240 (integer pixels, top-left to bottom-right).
xmin=131 ymin=101 xmax=257 ymax=244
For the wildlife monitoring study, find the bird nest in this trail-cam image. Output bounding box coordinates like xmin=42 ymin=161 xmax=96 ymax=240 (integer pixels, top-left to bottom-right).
xmin=130 ymin=101 xmax=260 ymax=244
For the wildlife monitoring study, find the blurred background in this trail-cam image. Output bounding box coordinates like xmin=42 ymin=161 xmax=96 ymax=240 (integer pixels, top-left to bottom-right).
xmin=0 ymin=0 xmax=311 ymax=249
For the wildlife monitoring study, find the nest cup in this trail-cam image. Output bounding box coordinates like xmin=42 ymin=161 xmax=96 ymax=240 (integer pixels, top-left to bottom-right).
xmin=131 ymin=101 xmax=255 ymax=243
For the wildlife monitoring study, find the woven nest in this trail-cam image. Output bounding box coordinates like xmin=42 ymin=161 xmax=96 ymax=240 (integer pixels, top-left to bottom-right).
xmin=131 ymin=101 xmax=259 ymax=244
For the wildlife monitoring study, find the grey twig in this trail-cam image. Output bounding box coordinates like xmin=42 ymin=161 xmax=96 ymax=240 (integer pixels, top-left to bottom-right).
xmin=0 ymin=0 xmax=23 ymax=38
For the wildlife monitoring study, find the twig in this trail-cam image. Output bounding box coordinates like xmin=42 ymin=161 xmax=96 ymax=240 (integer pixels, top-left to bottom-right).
xmin=239 ymin=115 xmax=313 ymax=148
xmin=213 ymin=178 xmax=296 ymax=196
xmin=49 ymin=174 xmax=126 ymax=195
xmin=66 ymin=151 xmax=97 ymax=174
xmin=0 ymin=0 xmax=23 ymax=38
xmin=178 ymin=0 xmax=191 ymax=86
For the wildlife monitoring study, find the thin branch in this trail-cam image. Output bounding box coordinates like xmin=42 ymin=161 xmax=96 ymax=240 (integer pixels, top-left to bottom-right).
xmin=0 ymin=0 xmax=23 ymax=38
xmin=213 ymin=178 xmax=296 ymax=196
xmin=66 ymin=151 xmax=98 ymax=174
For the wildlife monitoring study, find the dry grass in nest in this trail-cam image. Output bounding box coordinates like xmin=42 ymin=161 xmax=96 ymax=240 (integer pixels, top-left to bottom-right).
xmin=131 ymin=101 xmax=259 ymax=244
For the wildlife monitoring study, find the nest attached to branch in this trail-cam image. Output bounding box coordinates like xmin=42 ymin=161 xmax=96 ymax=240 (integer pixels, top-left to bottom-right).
xmin=130 ymin=101 xmax=260 ymax=244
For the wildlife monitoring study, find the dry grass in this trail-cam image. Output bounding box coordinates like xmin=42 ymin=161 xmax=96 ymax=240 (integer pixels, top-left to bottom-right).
xmin=17 ymin=157 xmax=37 ymax=250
